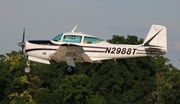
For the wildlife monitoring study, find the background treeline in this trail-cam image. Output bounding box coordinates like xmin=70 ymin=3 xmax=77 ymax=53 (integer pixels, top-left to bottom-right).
xmin=0 ymin=35 xmax=179 ymax=104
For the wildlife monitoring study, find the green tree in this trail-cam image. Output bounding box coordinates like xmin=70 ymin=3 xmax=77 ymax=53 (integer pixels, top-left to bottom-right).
xmin=0 ymin=51 xmax=35 ymax=104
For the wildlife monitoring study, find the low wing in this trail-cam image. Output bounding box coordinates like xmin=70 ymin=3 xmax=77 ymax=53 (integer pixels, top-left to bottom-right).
xmin=50 ymin=45 xmax=93 ymax=63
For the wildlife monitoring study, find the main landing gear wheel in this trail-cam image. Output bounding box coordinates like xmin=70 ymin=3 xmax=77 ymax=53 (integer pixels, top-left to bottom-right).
xmin=24 ymin=61 xmax=32 ymax=74
xmin=65 ymin=65 xmax=75 ymax=75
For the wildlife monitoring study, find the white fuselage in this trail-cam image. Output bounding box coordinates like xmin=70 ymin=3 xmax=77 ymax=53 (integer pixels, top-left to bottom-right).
xmin=25 ymin=40 xmax=162 ymax=64
xmin=25 ymin=25 xmax=167 ymax=65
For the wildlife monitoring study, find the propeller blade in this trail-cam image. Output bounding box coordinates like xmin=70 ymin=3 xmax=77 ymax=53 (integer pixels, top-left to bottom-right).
xmin=18 ymin=28 xmax=26 ymax=53
xmin=22 ymin=28 xmax=25 ymax=52
xmin=22 ymin=28 xmax=25 ymax=42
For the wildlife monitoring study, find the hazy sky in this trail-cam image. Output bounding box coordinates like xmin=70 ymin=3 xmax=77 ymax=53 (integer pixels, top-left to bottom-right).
xmin=0 ymin=0 xmax=180 ymax=68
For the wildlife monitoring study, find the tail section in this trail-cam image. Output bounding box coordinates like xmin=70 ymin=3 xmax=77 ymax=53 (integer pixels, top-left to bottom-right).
xmin=143 ymin=24 xmax=167 ymax=53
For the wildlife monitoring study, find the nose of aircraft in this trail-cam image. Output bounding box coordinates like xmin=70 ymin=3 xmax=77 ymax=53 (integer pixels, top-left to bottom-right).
xmin=17 ymin=28 xmax=25 ymax=52
xmin=18 ymin=41 xmax=25 ymax=48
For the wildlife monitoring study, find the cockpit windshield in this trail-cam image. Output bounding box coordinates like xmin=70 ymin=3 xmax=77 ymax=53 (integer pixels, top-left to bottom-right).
xmin=52 ymin=33 xmax=63 ymax=42
xmin=62 ymin=35 xmax=82 ymax=43
xmin=52 ymin=33 xmax=103 ymax=44
xmin=83 ymin=36 xmax=103 ymax=44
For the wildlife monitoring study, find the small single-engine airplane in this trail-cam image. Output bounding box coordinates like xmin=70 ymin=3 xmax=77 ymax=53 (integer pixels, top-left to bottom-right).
xmin=18 ymin=24 xmax=167 ymax=75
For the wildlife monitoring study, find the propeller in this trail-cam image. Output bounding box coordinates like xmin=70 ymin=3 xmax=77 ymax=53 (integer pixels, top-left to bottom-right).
xmin=18 ymin=28 xmax=25 ymax=53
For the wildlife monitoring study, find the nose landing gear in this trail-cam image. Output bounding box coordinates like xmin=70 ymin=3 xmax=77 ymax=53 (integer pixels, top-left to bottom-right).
xmin=24 ymin=61 xmax=32 ymax=74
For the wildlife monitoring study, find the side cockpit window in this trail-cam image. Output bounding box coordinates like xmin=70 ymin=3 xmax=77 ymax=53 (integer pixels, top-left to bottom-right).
xmin=62 ymin=35 xmax=82 ymax=43
xmin=83 ymin=36 xmax=103 ymax=44
xmin=52 ymin=33 xmax=63 ymax=42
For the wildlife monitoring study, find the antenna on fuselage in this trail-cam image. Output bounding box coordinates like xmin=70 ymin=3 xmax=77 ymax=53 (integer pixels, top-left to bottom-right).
xmin=71 ymin=25 xmax=77 ymax=32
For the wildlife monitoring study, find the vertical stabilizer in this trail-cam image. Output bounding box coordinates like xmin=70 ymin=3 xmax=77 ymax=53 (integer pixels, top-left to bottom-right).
xmin=143 ymin=24 xmax=167 ymax=51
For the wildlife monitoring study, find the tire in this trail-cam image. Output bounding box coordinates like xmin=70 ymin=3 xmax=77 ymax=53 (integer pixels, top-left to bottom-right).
xmin=65 ymin=66 xmax=75 ymax=75
xmin=24 ymin=66 xmax=32 ymax=74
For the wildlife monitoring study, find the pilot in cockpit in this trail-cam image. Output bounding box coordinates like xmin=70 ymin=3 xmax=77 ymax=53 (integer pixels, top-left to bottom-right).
xmin=70 ymin=36 xmax=75 ymax=43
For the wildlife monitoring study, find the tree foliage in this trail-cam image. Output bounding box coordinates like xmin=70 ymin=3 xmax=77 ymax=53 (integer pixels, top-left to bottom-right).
xmin=0 ymin=35 xmax=179 ymax=104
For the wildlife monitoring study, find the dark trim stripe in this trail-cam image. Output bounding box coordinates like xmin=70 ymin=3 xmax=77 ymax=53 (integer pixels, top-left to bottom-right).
xmin=27 ymin=40 xmax=107 ymax=49
xmin=25 ymin=48 xmax=106 ymax=53
xmin=137 ymin=49 xmax=163 ymax=52
xmin=85 ymin=50 xmax=105 ymax=53
xmin=25 ymin=48 xmax=57 ymax=53
xmin=59 ymin=44 xmax=107 ymax=49
xmin=82 ymin=46 xmax=107 ymax=49
xmin=28 ymin=40 xmax=58 ymax=46
xmin=136 ymin=52 xmax=166 ymax=55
